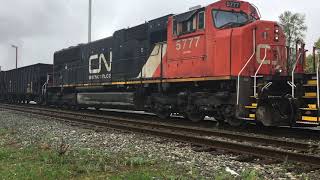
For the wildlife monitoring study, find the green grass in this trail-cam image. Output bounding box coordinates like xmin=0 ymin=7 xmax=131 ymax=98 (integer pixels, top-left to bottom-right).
xmin=0 ymin=127 xmax=194 ymax=179
xmin=0 ymin=129 xmax=262 ymax=180
xmin=0 ymin=144 xmax=195 ymax=179
xmin=0 ymin=145 xmax=263 ymax=179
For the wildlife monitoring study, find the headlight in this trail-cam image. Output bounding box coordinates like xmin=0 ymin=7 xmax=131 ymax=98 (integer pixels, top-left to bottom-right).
xmin=275 ymin=65 xmax=282 ymax=74
xmin=274 ymin=25 xmax=280 ymax=42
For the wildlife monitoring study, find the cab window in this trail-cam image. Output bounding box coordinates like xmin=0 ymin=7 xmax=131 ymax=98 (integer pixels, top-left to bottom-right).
xmin=198 ymin=12 xmax=205 ymax=29
xmin=212 ymin=10 xmax=249 ymax=29
xmin=173 ymin=11 xmax=205 ymax=36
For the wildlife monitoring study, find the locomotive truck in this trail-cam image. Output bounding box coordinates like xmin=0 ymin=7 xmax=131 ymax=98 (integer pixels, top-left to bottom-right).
xmin=1 ymin=0 xmax=320 ymax=128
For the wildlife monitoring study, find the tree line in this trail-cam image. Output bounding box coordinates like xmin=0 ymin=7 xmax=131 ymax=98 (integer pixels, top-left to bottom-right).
xmin=279 ymin=11 xmax=320 ymax=73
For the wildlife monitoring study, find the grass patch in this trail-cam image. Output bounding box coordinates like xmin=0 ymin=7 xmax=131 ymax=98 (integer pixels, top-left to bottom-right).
xmin=0 ymin=144 xmax=195 ymax=179
xmin=0 ymin=128 xmax=8 ymax=136
xmin=0 ymin=129 xmax=262 ymax=179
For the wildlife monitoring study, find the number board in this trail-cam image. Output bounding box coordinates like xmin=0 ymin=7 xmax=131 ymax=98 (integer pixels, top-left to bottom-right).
xmin=226 ymin=1 xmax=241 ymax=8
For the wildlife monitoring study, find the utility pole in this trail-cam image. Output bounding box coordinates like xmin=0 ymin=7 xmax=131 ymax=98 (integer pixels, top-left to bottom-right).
xmin=88 ymin=0 xmax=92 ymax=43
xmin=11 ymin=45 xmax=18 ymax=69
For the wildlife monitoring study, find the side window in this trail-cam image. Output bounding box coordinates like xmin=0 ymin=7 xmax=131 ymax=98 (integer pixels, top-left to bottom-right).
xmin=198 ymin=12 xmax=205 ymax=29
xmin=173 ymin=11 xmax=205 ymax=36
xmin=173 ymin=20 xmax=177 ymax=36
xmin=173 ymin=16 xmax=196 ymax=36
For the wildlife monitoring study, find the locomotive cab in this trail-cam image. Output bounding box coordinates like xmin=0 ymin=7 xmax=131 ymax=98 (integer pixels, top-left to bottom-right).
xmin=167 ymin=0 xmax=287 ymax=78
xmin=165 ymin=0 xmax=290 ymax=125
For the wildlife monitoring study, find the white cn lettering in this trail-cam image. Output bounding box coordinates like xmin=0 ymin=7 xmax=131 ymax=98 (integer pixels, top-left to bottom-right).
xmin=89 ymin=51 xmax=112 ymax=74
xmin=256 ymin=44 xmax=271 ymax=65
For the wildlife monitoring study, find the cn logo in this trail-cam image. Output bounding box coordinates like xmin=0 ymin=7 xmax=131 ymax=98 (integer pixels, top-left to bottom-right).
xmin=256 ymin=44 xmax=281 ymax=65
xmin=89 ymin=51 xmax=112 ymax=74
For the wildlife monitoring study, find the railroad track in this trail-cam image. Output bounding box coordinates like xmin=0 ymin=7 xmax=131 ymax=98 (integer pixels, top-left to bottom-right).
xmin=17 ymin=103 xmax=320 ymax=141
xmin=1 ymin=103 xmax=320 ymax=166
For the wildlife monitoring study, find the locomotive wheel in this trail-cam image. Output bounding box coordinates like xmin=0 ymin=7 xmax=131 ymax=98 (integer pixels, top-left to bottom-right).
xmin=223 ymin=105 xmax=242 ymax=127
xmin=186 ymin=112 xmax=205 ymax=122
xmin=155 ymin=110 xmax=171 ymax=119
xmin=226 ymin=118 xmax=244 ymax=127
xmin=153 ymin=103 xmax=171 ymax=119
xmin=212 ymin=112 xmax=226 ymax=126
xmin=214 ymin=117 xmax=226 ymax=126
xmin=72 ymin=105 xmax=80 ymax=111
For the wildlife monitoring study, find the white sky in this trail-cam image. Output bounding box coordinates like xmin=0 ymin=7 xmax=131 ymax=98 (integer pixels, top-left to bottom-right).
xmin=0 ymin=0 xmax=319 ymax=70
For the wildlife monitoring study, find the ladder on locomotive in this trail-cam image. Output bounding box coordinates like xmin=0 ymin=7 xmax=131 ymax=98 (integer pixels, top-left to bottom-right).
xmin=298 ymin=49 xmax=320 ymax=125
xmin=299 ymin=77 xmax=319 ymax=125
xmin=237 ymin=29 xmax=268 ymax=121
xmin=241 ymin=70 xmax=268 ymax=121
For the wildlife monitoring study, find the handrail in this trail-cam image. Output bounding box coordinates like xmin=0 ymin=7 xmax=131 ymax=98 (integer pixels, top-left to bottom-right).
xmin=316 ymin=53 xmax=320 ymax=109
xmin=41 ymin=74 xmax=51 ymax=96
xmin=253 ymin=48 xmax=267 ymax=97
xmin=236 ymin=29 xmax=256 ymax=105
xmin=313 ymin=47 xmax=316 ymax=73
xmin=291 ymin=52 xmax=302 ymax=98
xmin=41 ymin=83 xmax=46 ymax=96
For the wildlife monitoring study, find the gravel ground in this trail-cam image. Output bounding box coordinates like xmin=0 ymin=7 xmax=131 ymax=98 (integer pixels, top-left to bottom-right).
xmin=1 ymin=108 xmax=320 ymax=179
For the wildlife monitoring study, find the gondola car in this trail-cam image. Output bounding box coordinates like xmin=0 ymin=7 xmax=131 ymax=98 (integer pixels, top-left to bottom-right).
xmin=0 ymin=63 xmax=53 ymax=104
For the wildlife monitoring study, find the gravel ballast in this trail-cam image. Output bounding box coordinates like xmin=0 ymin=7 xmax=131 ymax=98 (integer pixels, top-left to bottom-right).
xmin=0 ymin=108 xmax=319 ymax=179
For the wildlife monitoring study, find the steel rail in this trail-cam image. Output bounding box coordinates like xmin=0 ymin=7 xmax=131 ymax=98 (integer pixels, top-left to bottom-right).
xmin=1 ymin=104 xmax=320 ymax=166
xmin=1 ymin=103 xmax=317 ymax=150
xmin=10 ymin=99 xmax=320 ymax=140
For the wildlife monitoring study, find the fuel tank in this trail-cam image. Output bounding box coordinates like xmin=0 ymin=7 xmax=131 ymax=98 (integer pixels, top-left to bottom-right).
xmin=77 ymin=92 xmax=135 ymax=107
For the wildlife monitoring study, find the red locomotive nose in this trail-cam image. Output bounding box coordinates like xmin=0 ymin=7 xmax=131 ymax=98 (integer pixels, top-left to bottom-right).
xmin=238 ymin=20 xmax=288 ymax=76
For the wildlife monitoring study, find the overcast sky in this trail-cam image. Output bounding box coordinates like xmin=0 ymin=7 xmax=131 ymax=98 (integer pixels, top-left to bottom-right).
xmin=0 ymin=0 xmax=319 ymax=70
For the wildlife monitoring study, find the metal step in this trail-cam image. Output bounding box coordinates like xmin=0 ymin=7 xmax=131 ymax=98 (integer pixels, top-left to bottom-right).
xmin=249 ymin=96 xmax=259 ymax=99
xmin=301 ymin=116 xmax=320 ymax=122
xmin=303 ymin=84 xmax=317 ymax=87
xmin=300 ymin=108 xmax=318 ymax=111
xmin=296 ymin=121 xmax=319 ymax=126
xmin=303 ymin=92 xmax=317 ymax=99
xmin=239 ymin=117 xmax=255 ymax=121
xmin=249 ymin=114 xmax=256 ymax=119
xmin=245 ymin=103 xmax=258 ymax=109
xmin=305 ymin=80 xmax=317 ymax=86
xmin=300 ymin=104 xmax=318 ymax=111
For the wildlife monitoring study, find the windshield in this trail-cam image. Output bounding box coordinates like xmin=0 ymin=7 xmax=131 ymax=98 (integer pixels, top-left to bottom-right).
xmin=212 ymin=10 xmax=250 ymax=29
